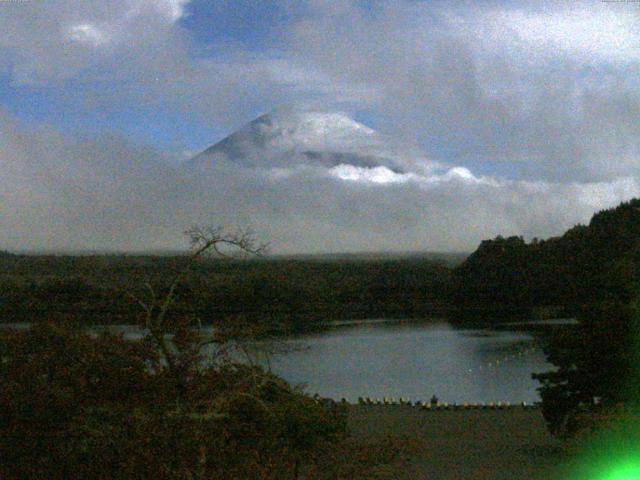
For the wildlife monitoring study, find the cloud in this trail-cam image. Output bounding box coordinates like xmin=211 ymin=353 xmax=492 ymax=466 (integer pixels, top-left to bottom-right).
xmin=0 ymin=110 xmax=183 ymax=251
xmin=0 ymin=0 xmax=189 ymax=84
xmin=129 ymin=0 xmax=189 ymax=23
xmin=69 ymin=23 xmax=110 ymax=47
xmin=2 ymin=0 xmax=637 ymax=183
xmin=474 ymin=2 xmax=640 ymax=65
xmin=181 ymin=158 xmax=640 ymax=254
xmin=280 ymin=1 xmax=640 ymax=183
xmin=330 ymin=165 xmax=416 ymax=184
xmin=1 ymin=0 xmax=640 ymax=253
xmin=1 ymin=109 xmax=638 ymax=254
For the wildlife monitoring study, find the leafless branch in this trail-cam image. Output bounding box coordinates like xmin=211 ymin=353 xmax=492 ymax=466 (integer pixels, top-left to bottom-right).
xmin=125 ymin=225 xmax=267 ymax=372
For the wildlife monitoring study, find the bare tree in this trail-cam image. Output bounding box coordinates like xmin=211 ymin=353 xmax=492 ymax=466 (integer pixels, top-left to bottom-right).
xmin=127 ymin=225 xmax=266 ymax=371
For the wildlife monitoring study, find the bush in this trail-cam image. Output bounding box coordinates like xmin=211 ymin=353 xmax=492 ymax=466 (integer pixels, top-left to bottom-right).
xmin=533 ymin=300 xmax=640 ymax=437
xmin=0 ymin=321 xmax=347 ymax=479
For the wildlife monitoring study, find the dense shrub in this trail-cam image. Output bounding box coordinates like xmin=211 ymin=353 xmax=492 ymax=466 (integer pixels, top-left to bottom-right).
xmin=533 ymin=300 xmax=640 ymax=437
xmin=0 ymin=321 xmax=347 ymax=479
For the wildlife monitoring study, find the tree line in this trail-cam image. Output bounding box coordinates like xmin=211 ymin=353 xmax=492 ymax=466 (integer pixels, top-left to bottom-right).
xmin=449 ymin=198 xmax=640 ymax=322
xmin=0 ymin=254 xmax=453 ymax=330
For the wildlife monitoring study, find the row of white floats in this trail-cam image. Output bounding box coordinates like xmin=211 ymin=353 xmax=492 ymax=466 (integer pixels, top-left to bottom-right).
xmin=355 ymin=397 xmax=539 ymax=410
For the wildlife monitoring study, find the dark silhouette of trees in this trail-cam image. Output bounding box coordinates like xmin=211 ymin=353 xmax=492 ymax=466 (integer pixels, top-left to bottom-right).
xmin=0 ymin=254 xmax=453 ymax=328
xmin=450 ymin=198 xmax=640 ymax=322
xmin=0 ymin=321 xmax=349 ymax=479
xmin=532 ymin=300 xmax=640 ymax=437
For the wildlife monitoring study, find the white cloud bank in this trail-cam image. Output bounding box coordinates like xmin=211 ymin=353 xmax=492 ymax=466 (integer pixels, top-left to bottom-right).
xmin=1 ymin=109 xmax=639 ymax=254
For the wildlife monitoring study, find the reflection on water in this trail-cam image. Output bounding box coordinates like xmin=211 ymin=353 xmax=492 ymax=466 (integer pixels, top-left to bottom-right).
xmin=252 ymin=319 xmax=554 ymax=403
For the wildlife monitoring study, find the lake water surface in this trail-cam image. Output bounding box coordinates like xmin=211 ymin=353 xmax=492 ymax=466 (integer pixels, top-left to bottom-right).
xmin=254 ymin=320 xmax=555 ymax=404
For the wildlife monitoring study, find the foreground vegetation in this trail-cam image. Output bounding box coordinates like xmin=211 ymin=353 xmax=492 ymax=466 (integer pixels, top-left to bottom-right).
xmin=1 ymin=321 xmax=420 ymax=479
xmin=0 ymin=229 xmax=413 ymax=479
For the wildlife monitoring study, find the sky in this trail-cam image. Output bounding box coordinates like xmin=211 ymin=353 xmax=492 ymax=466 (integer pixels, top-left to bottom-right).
xmin=1 ymin=0 xmax=640 ymax=253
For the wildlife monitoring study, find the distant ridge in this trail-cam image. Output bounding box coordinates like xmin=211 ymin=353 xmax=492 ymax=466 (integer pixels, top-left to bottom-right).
xmin=270 ymin=251 xmax=468 ymax=267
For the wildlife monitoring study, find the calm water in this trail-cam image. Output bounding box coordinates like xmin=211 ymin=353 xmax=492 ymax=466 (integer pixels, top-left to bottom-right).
xmin=252 ymin=320 xmax=554 ymax=404
xmin=2 ymin=319 xmax=556 ymax=403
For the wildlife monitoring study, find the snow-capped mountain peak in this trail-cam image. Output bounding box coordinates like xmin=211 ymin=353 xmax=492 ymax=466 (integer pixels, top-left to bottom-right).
xmin=186 ymin=109 xmax=418 ymax=172
xmin=264 ymin=110 xmax=376 ymax=146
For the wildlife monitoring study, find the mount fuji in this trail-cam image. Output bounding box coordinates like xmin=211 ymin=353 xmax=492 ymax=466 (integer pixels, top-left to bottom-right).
xmin=184 ymin=109 xmax=434 ymax=177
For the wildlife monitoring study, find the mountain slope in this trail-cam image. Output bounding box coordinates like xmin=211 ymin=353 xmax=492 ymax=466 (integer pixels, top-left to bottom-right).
xmin=185 ymin=110 xmax=420 ymax=174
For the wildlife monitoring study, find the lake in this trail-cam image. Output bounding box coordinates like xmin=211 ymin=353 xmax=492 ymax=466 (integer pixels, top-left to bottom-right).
xmin=250 ymin=319 xmax=556 ymax=404
xmin=1 ymin=319 xmax=558 ymax=404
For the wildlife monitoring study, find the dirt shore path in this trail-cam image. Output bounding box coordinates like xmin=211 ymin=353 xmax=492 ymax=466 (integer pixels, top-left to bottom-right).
xmin=348 ymin=406 xmax=566 ymax=480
